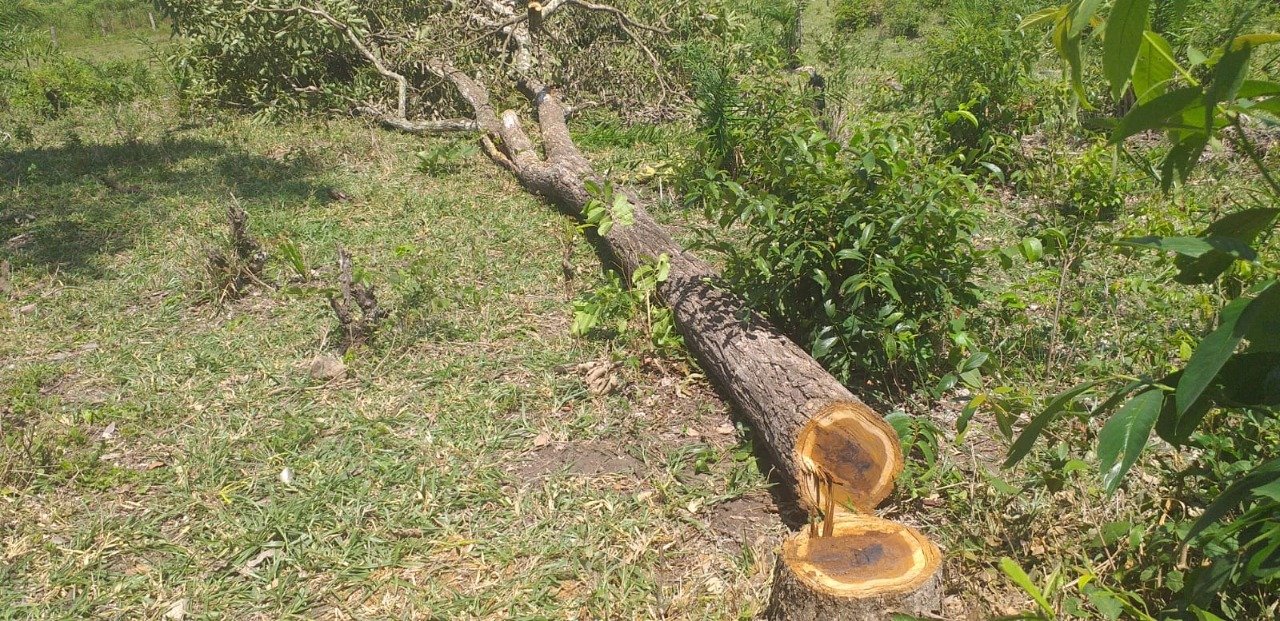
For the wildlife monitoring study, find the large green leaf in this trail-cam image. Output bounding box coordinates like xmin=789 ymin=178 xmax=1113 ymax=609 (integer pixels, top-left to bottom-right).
xmin=1005 ymin=381 xmax=1098 ymax=468
xmin=1019 ymin=5 xmax=1065 ymax=31
xmin=1188 ymin=458 xmax=1280 ymax=541
xmin=1214 ymin=352 xmax=1280 ymax=407
xmin=1236 ymin=80 xmax=1280 ymax=99
xmin=999 ymin=557 xmax=1056 ymax=618
xmin=1054 ymin=15 xmax=1089 ymax=103
xmin=1176 ymin=281 xmax=1280 ymax=416
xmin=1204 ymin=44 xmax=1252 ymax=129
xmin=1133 ymin=31 xmax=1177 ymax=103
xmin=1104 ymin=0 xmax=1152 ymax=99
xmin=1154 ymin=369 xmax=1212 ymax=445
xmin=1116 ymin=235 xmax=1256 ymax=260
xmin=1175 ymin=208 xmax=1279 ymax=284
xmin=1112 ymin=87 xmax=1201 ymax=143
xmin=1070 ymin=0 xmax=1104 ymax=36
xmin=1098 ymin=388 xmax=1163 ymax=493
xmin=1230 ymin=33 xmax=1280 ymax=50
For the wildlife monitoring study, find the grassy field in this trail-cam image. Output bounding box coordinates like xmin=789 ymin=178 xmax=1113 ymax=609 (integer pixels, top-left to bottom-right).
xmin=0 ymin=94 xmax=787 ymax=618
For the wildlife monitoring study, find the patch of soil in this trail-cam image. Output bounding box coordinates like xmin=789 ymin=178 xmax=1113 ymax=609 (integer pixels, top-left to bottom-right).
xmin=705 ymin=492 xmax=779 ymax=544
xmin=508 ymin=441 xmax=644 ymax=483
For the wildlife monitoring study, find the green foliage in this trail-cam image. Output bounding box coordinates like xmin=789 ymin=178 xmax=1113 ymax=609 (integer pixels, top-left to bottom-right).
xmin=572 ymin=254 xmax=682 ymax=355
xmin=1007 ymin=2 xmax=1280 ymax=614
xmin=581 ymin=180 xmax=636 ymax=237
xmin=687 ymin=75 xmax=983 ymax=390
xmin=903 ymin=13 xmax=1049 ymax=173
xmin=5 ymin=56 xmax=156 ymax=115
xmin=834 ymin=0 xmax=925 ymax=37
xmin=415 ymin=139 xmax=478 ymax=175
xmin=834 ymin=0 xmax=883 ymax=32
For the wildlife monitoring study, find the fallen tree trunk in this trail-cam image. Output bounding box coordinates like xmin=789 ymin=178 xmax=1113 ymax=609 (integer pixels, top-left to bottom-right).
xmin=486 ymin=79 xmax=905 ymax=514
xmin=447 ymin=75 xmax=942 ymax=619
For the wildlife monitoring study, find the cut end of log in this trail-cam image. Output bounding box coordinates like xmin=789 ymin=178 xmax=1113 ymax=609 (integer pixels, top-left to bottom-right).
xmin=782 ymin=515 xmax=941 ymax=598
xmin=767 ymin=515 xmax=942 ymax=620
xmin=795 ymin=401 xmax=903 ymax=513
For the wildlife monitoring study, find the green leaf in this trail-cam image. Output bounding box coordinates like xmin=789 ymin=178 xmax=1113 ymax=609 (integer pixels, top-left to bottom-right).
xmin=1175 ymin=208 xmax=1279 ymax=284
xmin=957 ymin=393 xmax=986 ymax=437
xmin=1103 ymin=0 xmax=1151 ymax=99
xmin=884 ymin=410 xmax=913 ymax=439
xmin=1230 ymin=33 xmax=1280 ymax=50
xmin=1112 ymin=87 xmax=1201 ymax=143
xmin=1116 ymin=235 xmax=1257 ymax=260
xmin=1214 ymin=352 xmax=1280 ymax=406
xmin=1070 ymin=0 xmax=1104 ymax=36
xmin=1133 ymin=31 xmax=1177 ymax=103
xmin=1020 ymin=5 xmax=1064 ymax=31
xmin=999 ymin=557 xmax=1056 ymax=619
xmin=1019 ymin=237 xmax=1044 ymax=262
xmin=1176 ymin=281 xmax=1280 ymax=416
xmin=1187 ymin=458 xmax=1280 ymax=541
xmin=1204 ymin=44 xmax=1252 ymax=129
xmin=1236 ymin=80 xmax=1280 ymax=99
xmin=1098 ymin=388 xmax=1163 ymax=493
xmin=1054 ymin=16 xmax=1089 ymax=104
xmin=1005 ymin=381 xmax=1098 ymax=468
xmin=1154 ymin=369 xmax=1212 ymax=445
xmin=811 ymin=334 xmax=838 ymax=359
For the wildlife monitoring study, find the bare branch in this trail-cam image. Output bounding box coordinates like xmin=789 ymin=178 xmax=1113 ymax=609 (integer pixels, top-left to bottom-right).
xmin=550 ymin=0 xmax=670 ymax=35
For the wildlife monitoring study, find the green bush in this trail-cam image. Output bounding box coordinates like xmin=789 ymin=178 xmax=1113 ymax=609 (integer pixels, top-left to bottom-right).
xmin=6 ymin=56 xmax=155 ymax=115
xmin=834 ymin=0 xmax=883 ymax=32
xmin=903 ymin=15 xmax=1048 ymax=173
xmin=882 ymin=0 xmax=926 ymax=38
xmin=687 ymin=77 xmax=983 ymax=390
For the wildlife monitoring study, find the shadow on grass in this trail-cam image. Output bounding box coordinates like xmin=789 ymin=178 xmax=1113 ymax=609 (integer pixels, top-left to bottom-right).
xmin=0 ymin=136 xmax=325 ymax=279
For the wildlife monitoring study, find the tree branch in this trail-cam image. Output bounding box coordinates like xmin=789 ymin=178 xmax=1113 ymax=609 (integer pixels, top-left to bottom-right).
xmin=256 ymin=3 xmax=412 ymax=119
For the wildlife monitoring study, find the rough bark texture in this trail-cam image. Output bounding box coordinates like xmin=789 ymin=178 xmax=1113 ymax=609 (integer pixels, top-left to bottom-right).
xmin=766 ymin=555 xmax=943 ymax=621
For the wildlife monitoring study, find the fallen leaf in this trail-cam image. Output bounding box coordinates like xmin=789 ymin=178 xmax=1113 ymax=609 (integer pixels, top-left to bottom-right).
xmin=239 ymin=548 xmax=282 ymax=576
xmin=715 ymin=423 xmax=735 ymax=435
xmin=163 ymin=598 xmax=187 ymax=620
xmin=308 ymin=354 xmax=346 ymax=381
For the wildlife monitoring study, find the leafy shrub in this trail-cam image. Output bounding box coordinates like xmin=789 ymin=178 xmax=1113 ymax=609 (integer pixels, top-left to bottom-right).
xmin=834 ymin=0 xmax=883 ymax=32
xmin=903 ymin=13 xmax=1048 ymax=172
xmin=6 ymin=56 xmax=155 ymax=115
xmin=572 ymin=254 xmax=682 ymax=355
xmin=687 ymin=77 xmax=983 ymax=390
xmin=882 ymin=0 xmax=927 ymax=38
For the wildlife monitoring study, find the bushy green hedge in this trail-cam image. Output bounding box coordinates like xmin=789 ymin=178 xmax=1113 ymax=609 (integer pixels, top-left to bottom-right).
xmin=687 ymin=73 xmax=983 ymax=391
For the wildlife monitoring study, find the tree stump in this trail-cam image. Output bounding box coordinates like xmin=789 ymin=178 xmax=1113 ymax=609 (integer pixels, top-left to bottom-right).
xmin=766 ymin=515 xmax=943 ymax=620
